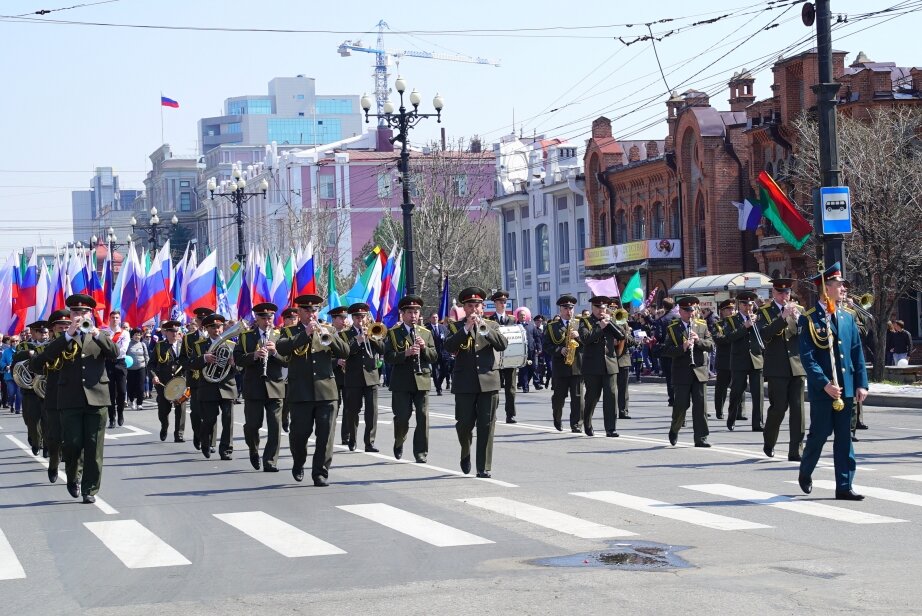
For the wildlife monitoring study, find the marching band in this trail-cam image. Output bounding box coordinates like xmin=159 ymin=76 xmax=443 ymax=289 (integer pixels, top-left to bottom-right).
xmin=13 ymin=272 xmax=871 ymax=502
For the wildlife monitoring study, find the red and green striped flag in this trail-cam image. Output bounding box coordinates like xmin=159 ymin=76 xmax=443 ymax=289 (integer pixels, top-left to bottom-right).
xmin=755 ymin=171 xmax=813 ymax=250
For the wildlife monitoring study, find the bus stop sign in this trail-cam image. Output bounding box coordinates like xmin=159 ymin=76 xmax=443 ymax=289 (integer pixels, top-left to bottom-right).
xmin=819 ymin=186 xmax=852 ymax=234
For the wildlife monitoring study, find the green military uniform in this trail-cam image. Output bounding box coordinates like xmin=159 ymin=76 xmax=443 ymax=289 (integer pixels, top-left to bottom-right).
xmin=190 ymin=314 xmax=238 ymax=460
xmin=711 ymin=300 xmax=738 ymax=420
xmin=13 ymin=335 xmax=45 ymax=455
xmin=543 ymin=295 xmax=584 ymax=432
xmin=383 ymin=297 xmax=438 ymax=463
xmin=178 ymin=309 xmax=214 ymax=452
xmin=150 ymin=324 xmax=187 ymax=443
xmin=234 ymin=308 xmax=288 ymax=471
xmin=578 ymin=296 xmax=625 ymax=437
xmin=758 ymin=288 xmax=806 ymax=461
xmin=324 ymin=307 xmax=350 ymax=469
xmin=612 ymin=300 xmax=636 ymax=419
xmin=342 ymin=303 xmax=384 ymax=452
xmin=724 ymin=292 xmax=765 ymax=431
xmin=487 ymin=291 xmax=517 ymax=423
xmin=43 ymin=294 xmax=119 ymax=502
xmin=276 ymin=294 xmax=350 ymax=486
xmin=444 ymin=287 xmax=509 ymax=478
xmin=662 ymin=296 xmax=714 ymax=447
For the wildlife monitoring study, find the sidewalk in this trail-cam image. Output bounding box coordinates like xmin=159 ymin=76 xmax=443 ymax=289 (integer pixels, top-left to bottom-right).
xmin=628 ymin=374 xmax=922 ymax=409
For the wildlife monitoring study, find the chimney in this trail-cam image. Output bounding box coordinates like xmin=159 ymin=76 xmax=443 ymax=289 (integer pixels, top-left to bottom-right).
xmin=469 ymin=135 xmax=482 ymax=153
xmin=728 ymin=69 xmax=756 ymax=112
xmin=628 ymin=144 xmax=641 ymax=163
xmin=912 ymin=68 xmax=922 ymax=93
xmin=591 ymin=116 xmax=613 ymax=139
xmin=665 ymin=90 xmax=684 ymax=148
xmin=646 ymin=140 xmax=660 ymax=159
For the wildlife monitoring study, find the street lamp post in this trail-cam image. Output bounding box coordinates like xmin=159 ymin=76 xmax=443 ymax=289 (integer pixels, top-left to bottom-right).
xmin=360 ymin=77 xmax=444 ymax=295
xmin=207 ymin=166 xmax=269 ymax=265
xmin=130 ymin=206 xmax=179 ymax=252
xmin=91 ymin=227 xmax=131 ymax=277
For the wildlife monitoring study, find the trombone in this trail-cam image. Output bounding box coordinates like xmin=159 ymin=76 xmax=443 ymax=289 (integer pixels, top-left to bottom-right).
xmin=849 ymin=293 xmax=875 ymax=321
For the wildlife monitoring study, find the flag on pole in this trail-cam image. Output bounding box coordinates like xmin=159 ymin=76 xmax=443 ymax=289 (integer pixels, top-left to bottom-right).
xmin=183 ymin=251 xmax=217 ymax=318
xmin=621 ymin=271 xmax=645 ymax=309
xmin=755 ymin=171 xmax=813 ymax=249
xmin=160 ymin=96 xmax=179 ymax=108
xmin=732 ymin=199 xmax=763 ymax=231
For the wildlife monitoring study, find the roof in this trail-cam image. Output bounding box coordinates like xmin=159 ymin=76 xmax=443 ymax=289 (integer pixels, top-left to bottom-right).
xmin=688 ymin=108 xmax=747 ymax=137
xmin=669 ymin=272 xmax=772 ymax=295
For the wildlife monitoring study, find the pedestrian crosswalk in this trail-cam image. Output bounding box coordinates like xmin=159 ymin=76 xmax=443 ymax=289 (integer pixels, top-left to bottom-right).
xmin=3 ymin=476 xmax=922 ymax=579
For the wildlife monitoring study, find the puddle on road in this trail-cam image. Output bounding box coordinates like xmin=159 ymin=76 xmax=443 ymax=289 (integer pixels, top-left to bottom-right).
xmin=529 ymin=540 xmax=692 ymax=572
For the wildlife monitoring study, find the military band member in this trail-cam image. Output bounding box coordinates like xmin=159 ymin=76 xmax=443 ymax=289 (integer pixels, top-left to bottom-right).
xmin=326 ymin=306 xmax=350 ymax=470
xmin=150 ymin=320 xmax=187 ymax=443
xmin=711 ymin=299 xmax=737 ymax=420
xmin=30 ymin=310 xmax=79 ymax=483
xmin=797 ymin=262 xmax=869 ymax=501
xmin=579 ymin=295 xmax=625 ymax=438
xmin=15 ymin=320 xmax=49 ymax=455
xmin=444 ymin=287 xmax=509 ymax=478
xmin=610 ymin=298 xmax=636 ymax=420
xmin=191 ymin=313 xmax=237 ymax=461
xmin=662 ymin=296 xmax=714 ymax=447
xmin=280 ymin=306 xmax=299 ymax=433
xmin=488 ymin=290 xmax=518 ymax=424
xmin=384 ymin=295 xmax=438 ymax=463
xmin=544 ymin=295 xmax=584 ymax=432
xmin=276 ymin=294 xmax=350 ymax=486
xmin=179 ymin=306 xmax=214 ymax=452
xmin=234 ymin=303 xmax=287 ymax=472
xmin=342 ymin=303 xmax=384 ymax=452
xmin=725 ymin=290 xmax=765 ymax=431
xmin=758 ymin=279 xmax=806 ymax=461
xmin=842 ymin=281 xmax=869 ymax=440
xmin=42 ymin=294 xmax=119 ymax=503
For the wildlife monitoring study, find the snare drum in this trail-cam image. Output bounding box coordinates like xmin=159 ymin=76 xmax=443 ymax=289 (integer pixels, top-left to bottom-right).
xmin=497 ymin=324 xmax=528 ymax=369
xmin=164 ymin=376 xmax=189 ymax=403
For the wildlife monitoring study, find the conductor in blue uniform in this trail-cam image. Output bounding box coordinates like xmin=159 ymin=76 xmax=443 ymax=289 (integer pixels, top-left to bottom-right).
xmin=797 ymin=262 xmax=869 ymax=501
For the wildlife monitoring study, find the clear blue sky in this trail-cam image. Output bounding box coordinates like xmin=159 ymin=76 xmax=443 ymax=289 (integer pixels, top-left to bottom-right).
xmin=1 ymin=0 xmax=918 ymax=254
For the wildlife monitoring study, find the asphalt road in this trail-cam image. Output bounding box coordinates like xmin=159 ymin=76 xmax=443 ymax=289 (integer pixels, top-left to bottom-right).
xmin=2 ymin=383 xmax=921 ymax=615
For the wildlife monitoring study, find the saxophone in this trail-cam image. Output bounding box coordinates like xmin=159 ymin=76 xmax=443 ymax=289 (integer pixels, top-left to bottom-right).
xmin=563 ymin=318 xmax=580 ymax=366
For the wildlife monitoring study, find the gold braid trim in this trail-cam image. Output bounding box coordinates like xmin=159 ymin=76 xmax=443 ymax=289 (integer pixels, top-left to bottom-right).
xmin=155 ymin=341 xmax=173 ymax=364
xmin=807 ymin=314 xmax=830 ymax=350
xmin=61 ymin=340 xmax=80 ymax=362
xmin=547 ymin=320 xmax=565 ymax=345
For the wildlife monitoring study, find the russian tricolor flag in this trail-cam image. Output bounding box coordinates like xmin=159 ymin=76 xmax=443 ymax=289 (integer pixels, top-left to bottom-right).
xmin=161 ymin=96 xmax=179 ymax=108
xmin=293 ymin=243 xmax=316 ymax=299
xmin=184 ymin=251 xmax=217 ymax=318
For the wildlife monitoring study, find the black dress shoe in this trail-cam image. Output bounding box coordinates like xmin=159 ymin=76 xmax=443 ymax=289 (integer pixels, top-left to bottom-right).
xmin=67 ymin=482 xmax=80 ymax=498
xmin=348 ymin=439 xmax=356 ymax=452
xmin=117 ymin=413 xmax=124 ymax=427
xmin=619 ymin=413 xmax=631 ymax=419
xmin=553 ymin=419 xmax=562 ymax=432
xmin=798 ymin=473 xmax=813 ymax=494
xmin=202 ymin=446 xmax=211 ymax=459
xmin=263 ymin=465 xmax=279 ymax=473
xmin=292 ymin=467 xmax=304 ymax=482
xmin=571 ymin=426 xmax=582 ymax=433
xmin=210 ymin=446 xmax=217 ymax=453
xmin=585 ymin=426 xmax=594 ymax=437
xmin=193 ymin=437 xmax=201 ymax=450
xmin=856 ymin=422 xmax=869 ymax=430
xmin=82 ymin=494 xmax=96 ymax=504
xmin=606 ymin=431 xmax=619 ymax=438
xmin=668 ymin=431 xmax=678 ymax=446
xmin=48 ymin=468 xmax=58 ymax=483
xmin=220 ymin=453 xmax=233 ymax=461
xmin=506 ymin=417 xmax=517 ymax=424
xmin=107 ymin=420 xmax=116 ymax=429
xmin=42 ymin=448 xmax=48 ymax=459
xmin=835 ymin=489 xmax=865 ymax=501
xmin=313 ymin=476 xmax=328 ymax=487
xmin=695 ymin=440 xmax=712 ymax=448
xmin=476 ymin=471 xmax=491 ymax=479
xmin=436 ymin=391 xmax=442 ymax=396
xmin=460 ymin=455 xmax=471 ymax=474
xmin=174 ymin=436 xmax=185 ymax=443
xmin=535 ymin=384 xmax=544 ymax=390
xmin=752 ymin=426 xmax=764 ymax=432
xmin=365 ymin=445 xmax=379 ymax=453
xmin=160 ymin=427 xmax=168 ymax=441
xmin=726 ymin=419 xmax=735 ymax=431
xmin=716 ymin=413 xmax=724 ymax=420
xmin=738 ymin=415 xmax=748 ymax=421
xmin=250 ymin=452 xmax=261 ymax=470
xmin=31 ymin=446 xmax=39 ymax=456
xmin=851 ymin=434 xmax=859 ymax=442
xmin=393 ymin=445 xmax=403 ymax=460
xmin=763 ymin=444 xmax=774 ymax=458
xmin=282 ymin=420 xmax=289 ymax=433
xmin=415 ymin=457 xmax=427 ymax=464
xmin=788 ymin=454 xmax=802 ymax=462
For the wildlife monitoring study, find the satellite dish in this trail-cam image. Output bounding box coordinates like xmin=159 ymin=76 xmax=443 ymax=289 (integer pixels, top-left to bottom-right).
xmin=802 ymin=2 xmax=816 ymax=27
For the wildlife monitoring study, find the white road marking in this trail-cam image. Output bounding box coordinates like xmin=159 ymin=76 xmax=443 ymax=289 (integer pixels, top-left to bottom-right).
xmin=5 ymin=434 xmax=118 ymax=515
xmin=0 ymin=529 xmax=26 ymax=580
xmin=803 ymin=480 xmax=922 ymax=508
xmin=684 ymin=484 xmax=906 ymax=525
xmin=104 ymin=424 xmax=151 ymax=440
xmin=214 ymin=511 xmax=345 ymax=557
xmin=572 ymin=490 xmax=770 ymax=531
xmin=338 ymin=503 xmax=494 ymax=547
xmin=894 ymin=475 xmax=922 ymax=483
xmin=460 ymin=496 xmax=635 ymax=539
xmin=84 ymin=520 xmax=191 ymax=568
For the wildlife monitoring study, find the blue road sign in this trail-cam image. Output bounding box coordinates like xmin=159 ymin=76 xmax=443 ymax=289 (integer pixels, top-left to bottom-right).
xmin=820 ymin=186 xmax=852 ymax=234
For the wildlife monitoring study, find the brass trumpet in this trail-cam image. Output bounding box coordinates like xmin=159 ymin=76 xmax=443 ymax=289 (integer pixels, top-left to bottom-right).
xmin=364 ymin=321 xmax=388 ymax=341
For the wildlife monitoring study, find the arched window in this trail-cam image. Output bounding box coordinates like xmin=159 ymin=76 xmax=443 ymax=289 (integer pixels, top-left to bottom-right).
xmin=633 ymin=206 xmax=646 ymax=240
xmin=536 ymin=224 xmax=550 ymax=274
xmin=652 ymin=202 xmax=665 ymax=238
xmin=696 ymin=196 xmax=707 ymax=269
xmin=616 ymin=210 xmax=627 ymax=244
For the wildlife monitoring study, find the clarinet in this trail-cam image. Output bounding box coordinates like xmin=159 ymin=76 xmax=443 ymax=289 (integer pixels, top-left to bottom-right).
xmin=412 ymin=324 xmax=424 ymax=374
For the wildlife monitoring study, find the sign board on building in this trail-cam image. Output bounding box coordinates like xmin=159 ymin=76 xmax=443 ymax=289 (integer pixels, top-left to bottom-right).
xmin=819 ymin=186 xmax=852 ymax=235
xmin=583 ymin=239 xmax=682 ymax=268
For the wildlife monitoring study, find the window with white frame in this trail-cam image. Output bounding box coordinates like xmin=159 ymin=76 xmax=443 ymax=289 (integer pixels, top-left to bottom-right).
xmin=319 ymin=174 xmax=336 ymax=199
xmin=377 ymin=173 xmax=392 ymax=198
xmin=452 ymin=174 xmax=468 ymax=197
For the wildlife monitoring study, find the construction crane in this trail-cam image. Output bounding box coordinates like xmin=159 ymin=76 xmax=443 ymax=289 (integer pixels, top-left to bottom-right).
xmin=338 ymin=20 xmax=500 ymax=126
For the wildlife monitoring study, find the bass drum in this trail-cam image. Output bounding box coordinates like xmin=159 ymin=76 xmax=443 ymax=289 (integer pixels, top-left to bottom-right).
xmin=164 ymin=377 xmax=190 ymax=403
xmin=497 ymin=324 xmax=528 ymax=370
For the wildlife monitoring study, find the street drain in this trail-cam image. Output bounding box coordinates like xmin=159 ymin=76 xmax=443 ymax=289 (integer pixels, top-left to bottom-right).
xmin=529 ymin=541 xmax=691 ymax=571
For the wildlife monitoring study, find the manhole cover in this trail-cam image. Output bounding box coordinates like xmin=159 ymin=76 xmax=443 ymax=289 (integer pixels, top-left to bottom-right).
xmin=529 ymin=541 xmax=691 ymax=571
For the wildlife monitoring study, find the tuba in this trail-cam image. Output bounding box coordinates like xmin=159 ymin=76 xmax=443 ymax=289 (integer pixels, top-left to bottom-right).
xmin=203 ymin=321 xmax=249 ymax=383
xmin=33 ymin=374 xmax=47 ymax=399
xmin=12 ymin=359 xmax=36 ymax=390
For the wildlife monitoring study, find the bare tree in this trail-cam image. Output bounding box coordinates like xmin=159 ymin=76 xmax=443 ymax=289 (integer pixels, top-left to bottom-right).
xmin=372 ymin=138 xmax=501 ymax=308
xmin=792 ymin=107 xmax=922 ymax=380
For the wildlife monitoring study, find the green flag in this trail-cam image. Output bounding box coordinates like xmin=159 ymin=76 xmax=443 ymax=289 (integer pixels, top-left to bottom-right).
xmin=621 ymin=271 xmax=644 ymax=308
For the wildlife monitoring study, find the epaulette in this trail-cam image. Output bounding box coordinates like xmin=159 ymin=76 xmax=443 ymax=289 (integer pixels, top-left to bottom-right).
xmin=842 ymin=306 xmax=857 ymax=316
xmin=804 ymin=307 xmax=816 ymax=316
xmin=389 ymin=323 xmax=402 ymax=331
xmin=694 ymin=319 xmax=706 ymax=325
xmin=667 ymin=320 xmax=681 ymax=330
